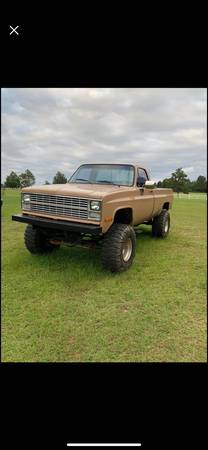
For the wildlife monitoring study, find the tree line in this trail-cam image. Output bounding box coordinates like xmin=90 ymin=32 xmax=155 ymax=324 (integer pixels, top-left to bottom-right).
xmin=3 ymin=170 xmax=68 ymax=188
xmin=156 ymin=168 xmax=207 ymax=193
xmin=3 ymin=167 xmax=207 ymax=193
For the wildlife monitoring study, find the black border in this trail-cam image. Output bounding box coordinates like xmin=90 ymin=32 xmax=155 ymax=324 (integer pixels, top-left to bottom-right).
xmin=1 ymin=14 xmax=207 ymax=450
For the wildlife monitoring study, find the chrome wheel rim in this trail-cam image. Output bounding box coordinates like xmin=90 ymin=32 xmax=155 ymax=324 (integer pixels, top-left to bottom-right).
xmin=122 ymin=238 xmax=132 ymax=262
xmin=164 ymin=220 xmax=169 ymax=233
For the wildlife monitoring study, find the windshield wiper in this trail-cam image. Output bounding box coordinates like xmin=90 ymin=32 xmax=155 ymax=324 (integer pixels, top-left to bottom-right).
xmin=75 ymin=178 xmax=92 ymax=183
xmin=97 ymin=180 xmax=118 ymax=185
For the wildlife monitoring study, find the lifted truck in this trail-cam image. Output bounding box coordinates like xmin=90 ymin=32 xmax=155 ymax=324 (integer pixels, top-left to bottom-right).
xmin=12 ymin=163 xmax=173 ymax=272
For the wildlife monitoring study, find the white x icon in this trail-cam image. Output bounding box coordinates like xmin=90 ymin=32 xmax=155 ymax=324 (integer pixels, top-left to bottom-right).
xmin=9 ymin=25 xmax=19 ymax=35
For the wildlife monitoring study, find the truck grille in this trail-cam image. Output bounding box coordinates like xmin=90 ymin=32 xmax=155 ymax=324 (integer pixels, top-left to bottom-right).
xmin=28 ymin=193 xmax=89 ymax=220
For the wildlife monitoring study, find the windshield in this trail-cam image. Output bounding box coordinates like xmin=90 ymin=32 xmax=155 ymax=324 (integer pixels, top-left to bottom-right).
xmin=69 ymin=164 xmax=135 ymax=186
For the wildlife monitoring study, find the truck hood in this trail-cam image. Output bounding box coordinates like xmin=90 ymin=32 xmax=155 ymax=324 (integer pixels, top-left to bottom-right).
xmin=22 ymin=183 xmax=131 ymax=199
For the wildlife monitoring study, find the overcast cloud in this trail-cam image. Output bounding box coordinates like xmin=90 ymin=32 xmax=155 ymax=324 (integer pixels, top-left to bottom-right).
xmin=1 ymin=88 xmax=207 ymax=184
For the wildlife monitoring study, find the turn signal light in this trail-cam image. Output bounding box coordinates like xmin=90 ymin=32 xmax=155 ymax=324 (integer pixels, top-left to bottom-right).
xmin=104 ymin=216 xmax=112 ymax=222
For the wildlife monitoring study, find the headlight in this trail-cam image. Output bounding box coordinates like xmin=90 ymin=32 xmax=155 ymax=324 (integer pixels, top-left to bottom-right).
xmin=90 ymin=200 xmax=101 ymax=211
xmin=88 ymin=211 xmax=101 ymax=221
xmin=22 ymin=193 xmax=31 ymax=210
xmin=23 ymin=194 xmax=30 ymax=202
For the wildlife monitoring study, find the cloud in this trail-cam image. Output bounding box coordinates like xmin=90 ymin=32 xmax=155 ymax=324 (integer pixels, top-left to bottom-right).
xmin=1 ymin=88 xmax=207 ymax=184
xmin=182 ymin=167 xmax=194 ymax=175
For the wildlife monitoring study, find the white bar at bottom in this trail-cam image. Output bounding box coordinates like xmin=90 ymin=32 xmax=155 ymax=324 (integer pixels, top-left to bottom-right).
xmin=66 ymin=445 xmax=142 ymax=447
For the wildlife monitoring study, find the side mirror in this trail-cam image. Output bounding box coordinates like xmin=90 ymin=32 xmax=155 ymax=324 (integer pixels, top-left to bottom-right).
xmin=137 ymin=175 xmax=146 ymax=187
xmin=144 ymin=180 xmax=155 ymax=189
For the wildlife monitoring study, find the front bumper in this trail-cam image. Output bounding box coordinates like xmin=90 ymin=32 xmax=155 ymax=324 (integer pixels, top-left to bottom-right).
xmin=12 ymin=214 xmax=102 ymax=235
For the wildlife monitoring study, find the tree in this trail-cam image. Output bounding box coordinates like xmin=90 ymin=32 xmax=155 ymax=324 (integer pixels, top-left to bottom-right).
xmin=162 ymin=178 xmax=174 ymax=189
xmin=53 ymin=171 xmax=67 ymax=184
xmin=4 ymin=171 xmax=20 ymax=188
xmin=194 ymin=175 xmax=207 ymax=192
xmin=44 ymin=180 xmax=50 ymax=185
xmin=19 ymin=169 xmax=35 ymax=188
xmin=185 ymin=179 xmax=193 ymax=192
xmin=170 ymin=168 xmax=189 ymax=193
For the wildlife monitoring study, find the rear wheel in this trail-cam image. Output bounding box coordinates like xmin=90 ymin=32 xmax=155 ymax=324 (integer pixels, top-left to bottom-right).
xmin=24 ymin=225 xmax=59 ymax=254
xmin=152 ymin=209 xmax=170 ymax=238
xmin=101 ymin=223 xmax=136 ymax=272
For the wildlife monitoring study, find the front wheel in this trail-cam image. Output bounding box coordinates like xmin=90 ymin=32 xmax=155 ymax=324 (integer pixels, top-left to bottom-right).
xmin=152 ymin=209 xmax=170 ymax=238
xmin=101 ymin=223 xmax=136 ymax=272
xmin=24 ymin=225 xmax=59 ymax=254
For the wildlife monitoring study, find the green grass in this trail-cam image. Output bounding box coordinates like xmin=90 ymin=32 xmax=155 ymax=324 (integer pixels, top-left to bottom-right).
xmin=173 ymin=192 xmax=207 ymax=199
xmin=1 ymin=189 xmax=207 ymax=362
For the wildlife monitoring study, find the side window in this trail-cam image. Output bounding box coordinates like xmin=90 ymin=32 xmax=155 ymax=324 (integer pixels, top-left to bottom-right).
xmin=137 ymin=168 xmax=148 ymax=187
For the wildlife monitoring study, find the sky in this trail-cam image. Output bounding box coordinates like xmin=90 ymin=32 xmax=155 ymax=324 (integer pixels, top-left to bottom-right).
xmin=1 ymin=88 xmax=207 ymax=184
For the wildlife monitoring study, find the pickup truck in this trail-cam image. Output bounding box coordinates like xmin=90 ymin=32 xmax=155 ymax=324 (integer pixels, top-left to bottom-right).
xmin=12 ymin=163 xmax=173 ymax=272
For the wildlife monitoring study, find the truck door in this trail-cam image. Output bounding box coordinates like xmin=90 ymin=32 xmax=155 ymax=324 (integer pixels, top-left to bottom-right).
xmin=135 ymin=168 xmax=155 ymax=222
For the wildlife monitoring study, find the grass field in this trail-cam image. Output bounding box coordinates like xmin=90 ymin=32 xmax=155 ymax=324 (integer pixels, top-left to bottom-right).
xmin=1 ymin=189 xmax=207 ymax=362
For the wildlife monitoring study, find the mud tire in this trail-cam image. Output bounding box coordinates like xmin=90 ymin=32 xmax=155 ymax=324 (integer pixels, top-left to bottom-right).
xmin=101 ymin=223 xmax=136 ymax=272
xmin=24 ymin=225 xmax=58 ymax=254
xmin=152 ymin=209 xmax=170 ymax=238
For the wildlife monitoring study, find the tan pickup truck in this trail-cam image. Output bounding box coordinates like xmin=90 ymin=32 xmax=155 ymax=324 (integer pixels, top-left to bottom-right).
xmin=12 ymin=163 xmax=173 ymax=272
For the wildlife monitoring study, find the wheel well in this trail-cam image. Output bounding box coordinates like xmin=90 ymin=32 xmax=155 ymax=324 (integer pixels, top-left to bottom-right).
xmin=113 ymin=208 xmax=133 ymax=224
xmin=163 ymin=202 xmax=169 ymax=210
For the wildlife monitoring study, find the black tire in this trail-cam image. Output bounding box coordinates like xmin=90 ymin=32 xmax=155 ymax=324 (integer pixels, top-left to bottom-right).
xmin=152 ymin=209 xmax=170 ymax=238
xmin=101 ymin=223 xmax=136 ymax=272
xmin=24 ymin=225 xmax=58 ymax=254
